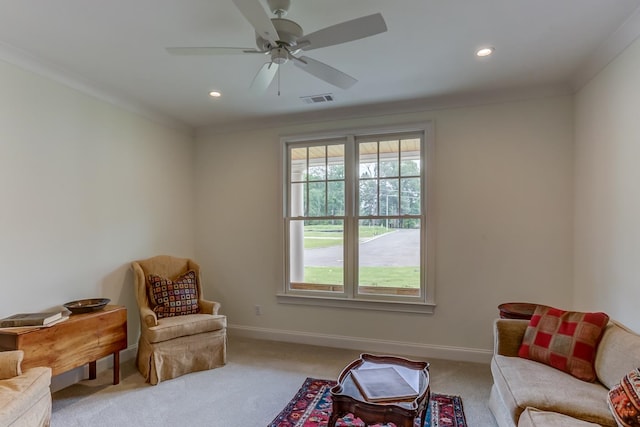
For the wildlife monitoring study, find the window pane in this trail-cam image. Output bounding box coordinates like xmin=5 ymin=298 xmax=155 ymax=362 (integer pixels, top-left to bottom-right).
xmin=400 ymin=138 xmax=421 ymax=177
xmin=359 ymin=179 xmax=378 ymax=216
xmin=290 ymin=182 xmax=305 ymax=216
xmin=308 ymin=146 xmax=326 ymax=181
xmin=359 ymin=142 xmax=378 ymax=178
xmin=327 ymin=145 xmax=345 ymax=179
xmin=401 ymin=178 xmax=421 ymax=215
xmin=379 ymin=179 xmax=399 ymax=216
xmin=328 ymin=181 xmax=345 ymax=216
xmin=358 ymin=219 xmax=421 ymax=296
xmin=379 ymin=140 xmax=399 ymax=178
xmin=290 ymin=150 xmax=307 ymax=183
xmin=289 ymin=219 xmax=343 ymax=292
xmin=308 ymin=182 xmax=326 ymax=217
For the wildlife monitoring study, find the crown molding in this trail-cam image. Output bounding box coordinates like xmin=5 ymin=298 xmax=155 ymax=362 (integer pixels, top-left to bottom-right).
xmin=0 ymin=41 xmax=193 ymax=136
xmin=571 ymin=5 xmax=640 ymax=91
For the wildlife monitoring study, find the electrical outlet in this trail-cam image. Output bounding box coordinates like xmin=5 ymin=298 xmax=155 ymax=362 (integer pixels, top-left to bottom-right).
xmin=254 ymin=305 xmax=263 ymax=316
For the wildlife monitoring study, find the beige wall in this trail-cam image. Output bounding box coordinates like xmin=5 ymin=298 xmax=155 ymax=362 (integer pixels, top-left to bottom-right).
xmin=574 ymin=37 xmax=640 ymax=332
xmin=0 ymin=59 xmax=196 ymax=349
xmin=195 ymin=95 xmax=574 ymax=359
xmin=1 ymin=24 xmax=636 ymax=375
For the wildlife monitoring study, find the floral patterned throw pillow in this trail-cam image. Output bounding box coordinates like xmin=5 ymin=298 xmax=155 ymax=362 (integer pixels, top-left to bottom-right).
xmin=608 ymin=368 xmax=640 ymax=426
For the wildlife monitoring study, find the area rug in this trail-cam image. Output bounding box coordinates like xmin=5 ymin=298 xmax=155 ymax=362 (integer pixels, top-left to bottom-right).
xmin=268 ymin=377 xmax=467 ymax=427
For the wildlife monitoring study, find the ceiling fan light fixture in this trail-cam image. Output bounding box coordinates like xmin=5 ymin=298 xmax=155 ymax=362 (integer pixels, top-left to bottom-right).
xmin=476 ymin=47 xmax=494 ymax=57
xmin=209 ymin=91 xmax=222 ymax=98
xmin=271 ymin=47 xmax=289 ymax=64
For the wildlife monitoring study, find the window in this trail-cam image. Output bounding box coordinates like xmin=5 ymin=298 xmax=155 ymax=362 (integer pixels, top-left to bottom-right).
xmin=280 ymin=123 xmax=434 ymax=313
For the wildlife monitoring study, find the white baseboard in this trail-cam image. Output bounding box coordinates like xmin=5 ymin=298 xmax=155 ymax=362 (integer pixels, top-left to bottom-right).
xmin=228 ymin=324 xmax=492 ymax=364
xmin=51 ymin=326 xmax=492 ymax=392
xmin=50 ymin=345 xmax=138 ymax=392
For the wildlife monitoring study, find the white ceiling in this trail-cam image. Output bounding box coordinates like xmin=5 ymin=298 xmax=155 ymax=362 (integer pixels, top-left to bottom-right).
xmin=1 ymin=0 xmax=639 ymax=131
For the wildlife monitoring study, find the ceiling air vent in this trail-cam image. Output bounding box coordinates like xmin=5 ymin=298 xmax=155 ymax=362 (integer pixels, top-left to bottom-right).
xmin=300 ymin=93 xmax=335 ymax=104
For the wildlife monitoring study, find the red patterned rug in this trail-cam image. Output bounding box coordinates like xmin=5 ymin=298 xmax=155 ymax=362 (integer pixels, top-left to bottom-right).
xmin=268 ymin=378 xmax=467 ymax=427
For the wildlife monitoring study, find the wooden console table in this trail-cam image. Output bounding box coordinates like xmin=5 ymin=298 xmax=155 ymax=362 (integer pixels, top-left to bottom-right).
xmin=0 ymin=305 xmax=127 ymax=384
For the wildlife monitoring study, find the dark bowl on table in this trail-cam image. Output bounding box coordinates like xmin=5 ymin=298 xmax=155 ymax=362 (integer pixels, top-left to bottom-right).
xmin=63 ymin=298 xmax=111 ymax=314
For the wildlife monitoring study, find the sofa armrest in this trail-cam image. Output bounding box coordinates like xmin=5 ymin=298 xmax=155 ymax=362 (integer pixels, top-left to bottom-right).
xmin=199 ymin=299 xmax=221 ymax=315
xmin=0 ymin=350 xmax=23 ymax=379
xmin=494 ymin=319 xmax=529 ymax=357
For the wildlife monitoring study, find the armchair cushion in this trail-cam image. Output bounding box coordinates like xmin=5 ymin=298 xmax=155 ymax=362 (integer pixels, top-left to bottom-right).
xmin=148 ymin=270 xmax=200 ymax=318
xmin=144 ymin=313 xmax=227 ymax=343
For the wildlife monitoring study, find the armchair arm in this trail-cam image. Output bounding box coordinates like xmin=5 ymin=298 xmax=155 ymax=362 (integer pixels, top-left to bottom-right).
xmin=139 ymin=306 xmax=158 ymax=327
xmin=494 ymin=319 xmax=529 ymax=357
xmin=199 ymin=299 xmax=221 ymax=315
xmin=0 ymin=350 xmax=23 ymax=379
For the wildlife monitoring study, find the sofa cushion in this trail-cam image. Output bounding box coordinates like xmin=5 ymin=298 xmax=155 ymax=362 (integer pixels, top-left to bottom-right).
xmin=607 ymin=368 xmax=640 ymax=426
xmin=518 ymin=407 xmax=602 ymax=427
xmin=596 ymin=322 xmax=640 ymax=389
xmin=492 ymin=354 xmax=615 ymax=426
xmin=518 ymin=306 xmax=609 ymax=382
xmin=148 ymin=270 xmax=200 ymax=318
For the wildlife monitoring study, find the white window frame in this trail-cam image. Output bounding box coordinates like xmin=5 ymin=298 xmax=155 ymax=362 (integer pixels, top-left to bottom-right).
xmin=278 ymin=122 xmax=435 ymax=314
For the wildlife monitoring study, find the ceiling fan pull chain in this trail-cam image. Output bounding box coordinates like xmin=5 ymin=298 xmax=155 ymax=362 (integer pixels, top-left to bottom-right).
xmin=277 ymin=63 xmax=281 ymax=96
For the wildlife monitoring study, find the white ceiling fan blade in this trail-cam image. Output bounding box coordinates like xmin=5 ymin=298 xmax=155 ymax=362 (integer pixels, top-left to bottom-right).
xmin=299 ymin=13 xmax=387 ymax=51
xmin=166 ymin=47 xmax=263 ymax=55
xmin=232 ymin=0 xmax=279 ymax=46
xmin=294 ymin=56 xmax=357 ymax=89
xmin=250 ymin=62 xmax=279 ymax=93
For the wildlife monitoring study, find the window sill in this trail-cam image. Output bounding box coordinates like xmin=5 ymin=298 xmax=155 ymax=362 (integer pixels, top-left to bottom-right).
xmin=276 ymin=293 xmax=436 ymax=314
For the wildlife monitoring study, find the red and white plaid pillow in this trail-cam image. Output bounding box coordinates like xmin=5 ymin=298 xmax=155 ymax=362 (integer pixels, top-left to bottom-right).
xmin=518 ymin=305 xmax=609 ymax=382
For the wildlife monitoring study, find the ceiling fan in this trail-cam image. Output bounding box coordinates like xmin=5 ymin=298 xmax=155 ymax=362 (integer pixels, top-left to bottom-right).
xmin=166 ymin=0 xmax=387 ymax=93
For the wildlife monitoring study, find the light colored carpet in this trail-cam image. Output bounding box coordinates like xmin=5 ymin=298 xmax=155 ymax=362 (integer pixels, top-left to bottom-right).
xmin=51 ymin=336 xmax=498 ymax=426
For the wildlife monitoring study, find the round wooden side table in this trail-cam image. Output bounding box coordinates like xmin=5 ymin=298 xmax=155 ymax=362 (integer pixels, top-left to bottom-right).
xmin=498 ymin=302 xmax=538 ymax=320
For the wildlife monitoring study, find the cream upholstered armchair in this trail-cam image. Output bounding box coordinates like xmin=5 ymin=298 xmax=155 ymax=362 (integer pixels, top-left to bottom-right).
xmin=131 ymin=255 xmax=227 ymax=385
xmin=0 ymin=350 xmax=51 ymax=427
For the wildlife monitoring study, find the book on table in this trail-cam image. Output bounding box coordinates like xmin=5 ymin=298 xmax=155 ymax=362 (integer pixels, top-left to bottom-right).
xmin=0 ymin=311 xmax=63 ymax=328
xmin=350 ymin=366 xmax=419 ymax=403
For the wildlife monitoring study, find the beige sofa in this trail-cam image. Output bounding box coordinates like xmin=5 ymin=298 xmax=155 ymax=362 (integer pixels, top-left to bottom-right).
xmin=489 ymin=318 xmax=640 ymax=426
xmin=0 ymin=350 xmax=52 ymax=427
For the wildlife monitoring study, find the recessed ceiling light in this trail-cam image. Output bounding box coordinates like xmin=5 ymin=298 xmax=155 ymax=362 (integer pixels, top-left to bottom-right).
xmin=209 ymin=91 xmax=222 ymax=98
xmin=476 ymin=47 xmax=494 ymax=57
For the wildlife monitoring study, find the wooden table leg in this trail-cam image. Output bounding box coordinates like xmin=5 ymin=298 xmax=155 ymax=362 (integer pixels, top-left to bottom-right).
xmin=89 ymin=361 xmax=97 ymax=380
xmin=113 ymin=351 xmax=120 ymax=385
xmin=327 ymin=412 xmax=338 ymax=427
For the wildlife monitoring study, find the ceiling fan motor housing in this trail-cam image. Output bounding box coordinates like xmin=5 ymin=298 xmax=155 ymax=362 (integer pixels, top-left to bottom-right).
xmin=255 ymin=18 xmax=302 ymax=50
